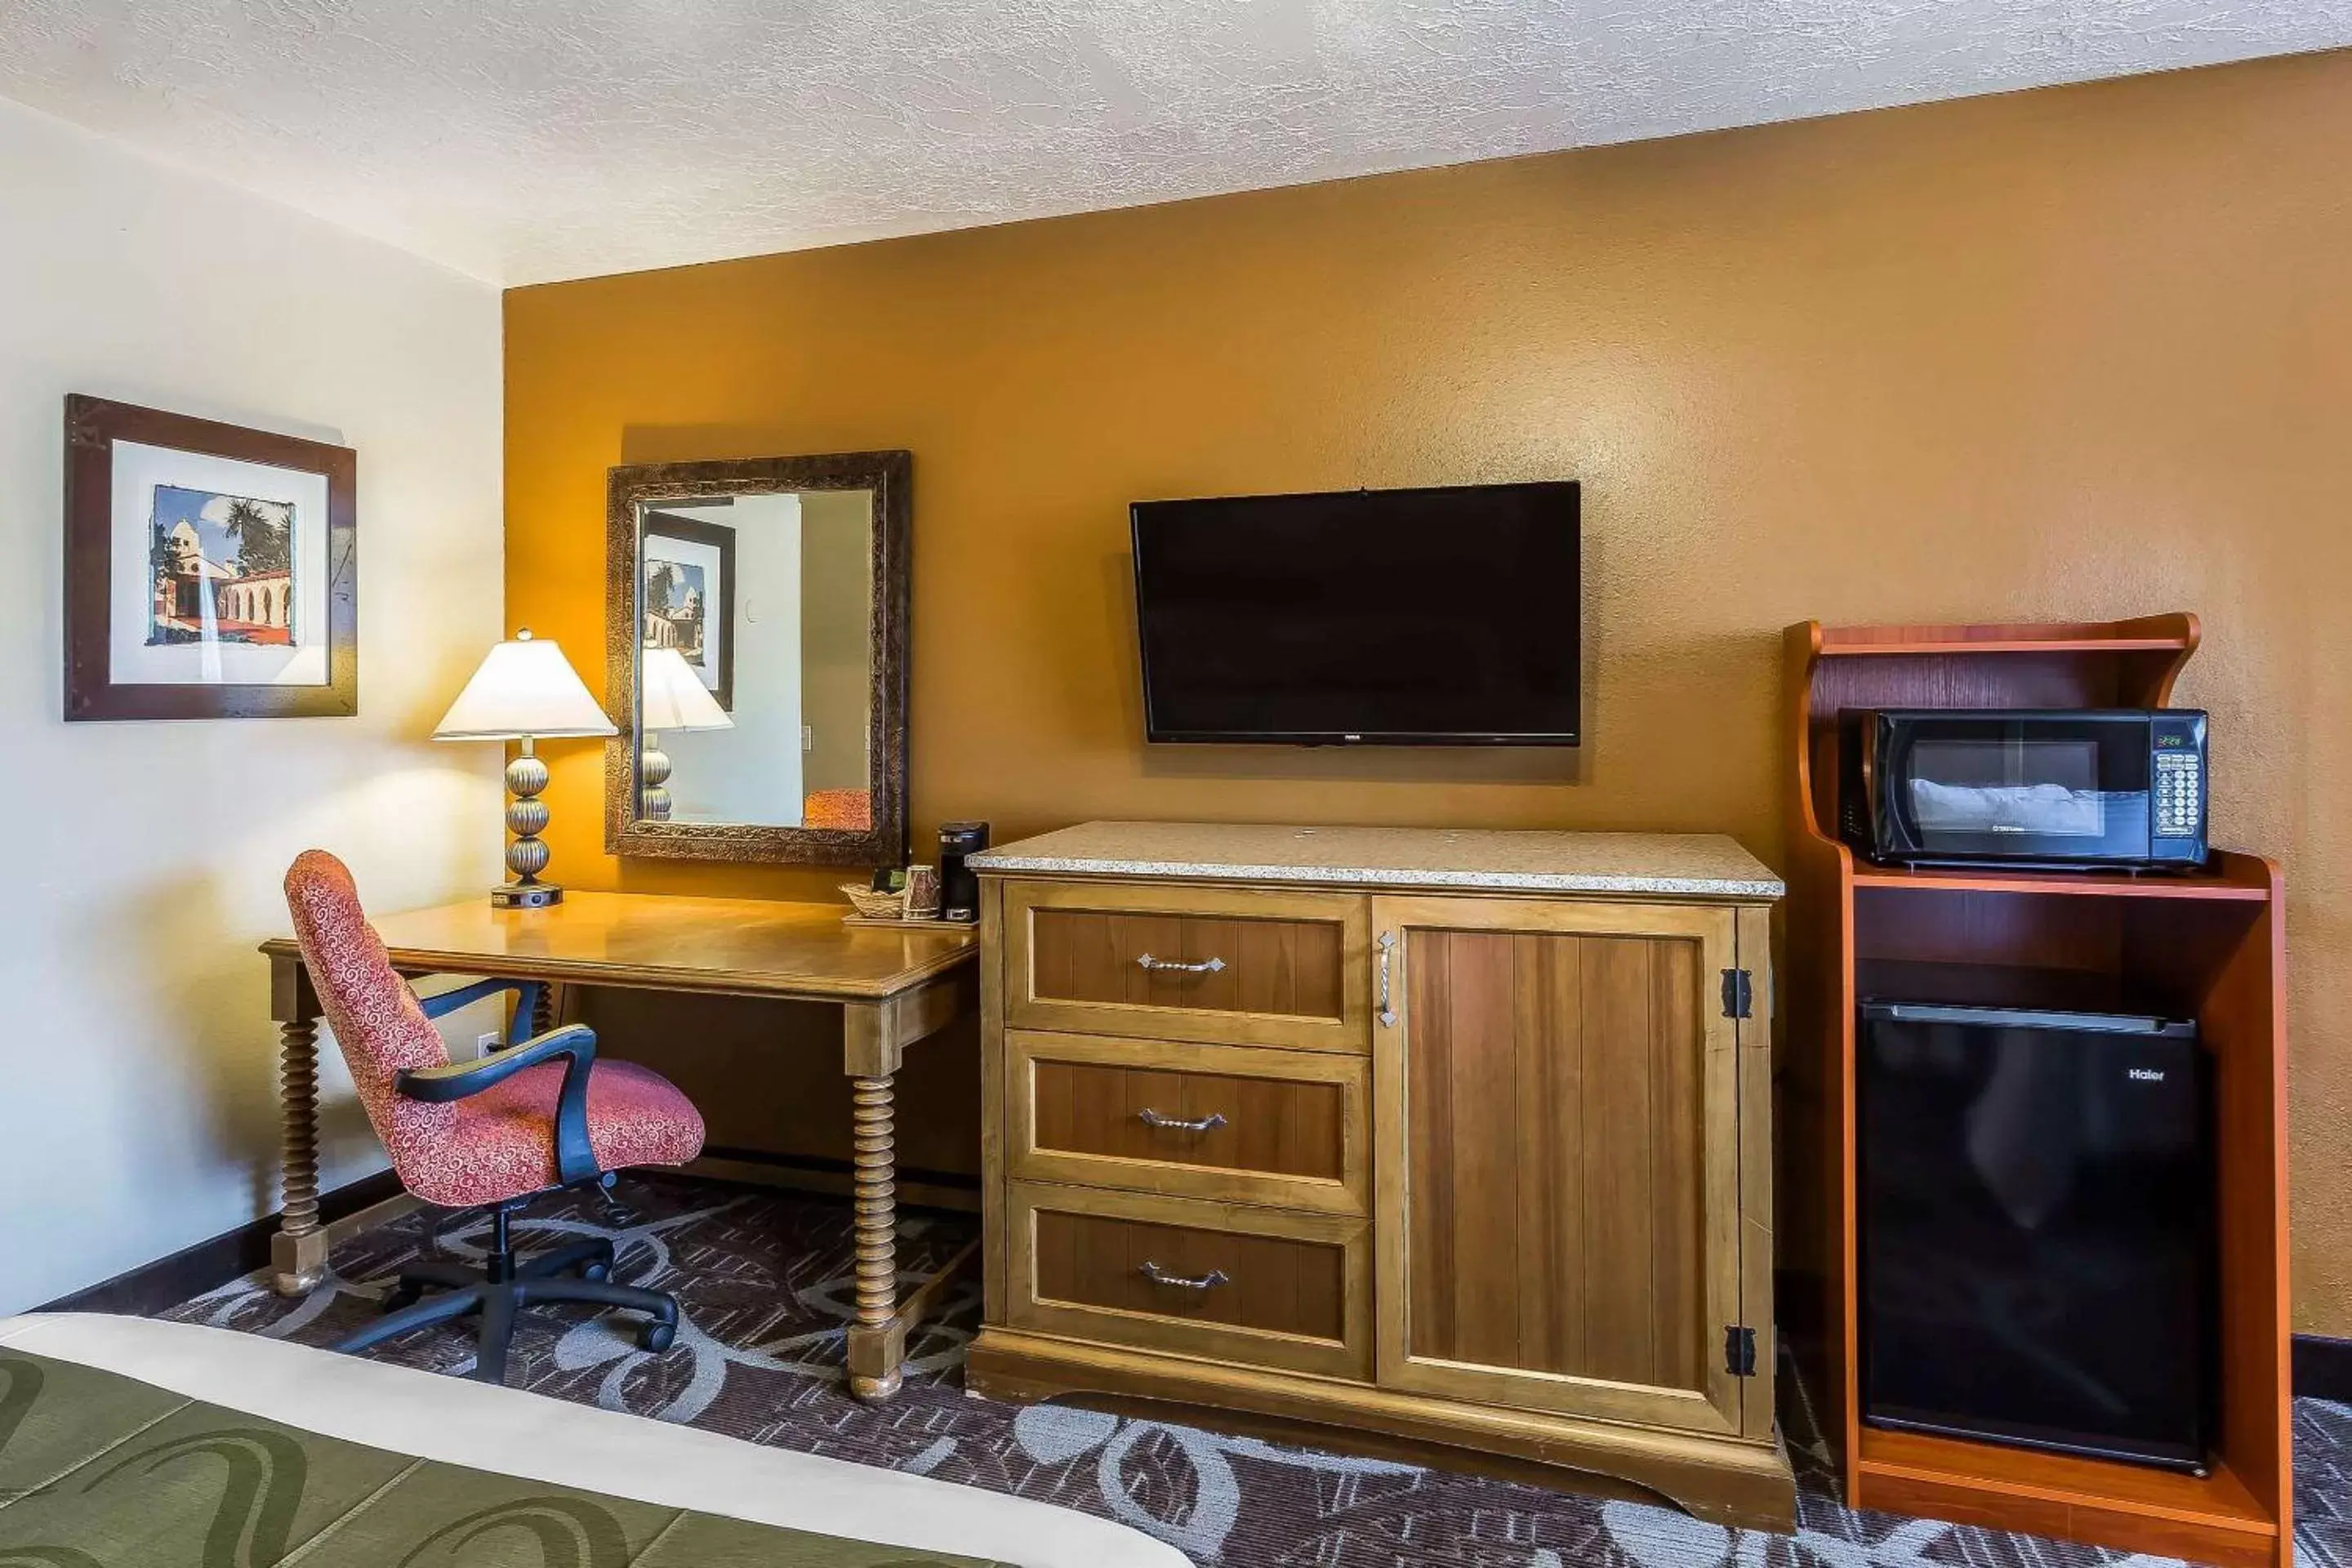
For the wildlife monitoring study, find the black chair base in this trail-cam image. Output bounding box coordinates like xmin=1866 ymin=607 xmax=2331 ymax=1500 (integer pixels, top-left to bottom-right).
xmin=334 ymin=1201 xmax=679 ymax=1385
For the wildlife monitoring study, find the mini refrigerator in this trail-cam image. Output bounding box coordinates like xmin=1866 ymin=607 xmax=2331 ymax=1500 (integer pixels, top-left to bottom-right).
xmin=1858 ymin=1000 xmax=2213 ymax=1472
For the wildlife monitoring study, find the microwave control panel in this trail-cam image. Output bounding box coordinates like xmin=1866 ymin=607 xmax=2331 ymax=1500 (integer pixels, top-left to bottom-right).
xmin=2146 ymin=710 xmax=2209 ymax=865
xmin=2153 ymin=750 xmax=2202 ymax=838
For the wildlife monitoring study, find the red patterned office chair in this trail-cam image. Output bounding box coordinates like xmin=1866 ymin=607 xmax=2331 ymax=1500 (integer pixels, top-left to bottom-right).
xmin=283 ymin=849 xmax=706 ymax=1383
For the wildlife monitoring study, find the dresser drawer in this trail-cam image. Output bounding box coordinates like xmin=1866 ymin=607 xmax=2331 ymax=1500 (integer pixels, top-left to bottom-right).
xmin=1009 ymin=1031 xmax=1368 ymax=1214
xmin=1006 ymin=1183 xmax=1371 ymax=1381
xmin=1002 ymin=880 xmax=1370 ymax=1051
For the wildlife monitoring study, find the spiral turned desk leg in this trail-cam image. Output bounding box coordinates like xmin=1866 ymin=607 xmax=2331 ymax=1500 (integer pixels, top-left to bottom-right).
xmin=847 ymin=1073 xmax=902 ymax=1401
xmin=270 ymin=1014 xmax=326 ymax=1295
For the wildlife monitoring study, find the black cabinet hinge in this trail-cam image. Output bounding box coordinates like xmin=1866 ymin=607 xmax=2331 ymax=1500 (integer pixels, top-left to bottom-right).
xmin=1720 ymin=969 xmax=1753 ymax=1020
xmin=1726 ymin=1325 xmax=1758 ymax=1377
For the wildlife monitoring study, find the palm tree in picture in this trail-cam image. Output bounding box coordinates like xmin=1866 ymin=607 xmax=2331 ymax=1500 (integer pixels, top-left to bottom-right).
xmin=646 ymin=561 xmax=680 ymax=618
xmin=222 ymin=497 xmax=292 ymax=577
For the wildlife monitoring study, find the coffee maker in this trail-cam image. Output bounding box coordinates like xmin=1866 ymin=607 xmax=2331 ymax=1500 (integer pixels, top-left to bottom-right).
xmin=938 ymin=822 xmax=990 ymax=923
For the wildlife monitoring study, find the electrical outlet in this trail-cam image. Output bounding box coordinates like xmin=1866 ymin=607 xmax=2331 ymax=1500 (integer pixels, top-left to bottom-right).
xmin=801 ymin=724 xmax=814 ymax=752
xmin=476 ymin=1031 xmax=503 ymax=1056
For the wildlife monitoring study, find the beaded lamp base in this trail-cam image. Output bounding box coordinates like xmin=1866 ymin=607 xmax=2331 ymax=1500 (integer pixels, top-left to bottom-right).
xmin=495 ymin=744 xmax=562 ymax=908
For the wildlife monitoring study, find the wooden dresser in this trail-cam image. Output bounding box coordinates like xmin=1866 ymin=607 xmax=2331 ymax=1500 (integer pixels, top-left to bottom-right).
xmin=963 ymin=822 xmax=1794 ymax=1528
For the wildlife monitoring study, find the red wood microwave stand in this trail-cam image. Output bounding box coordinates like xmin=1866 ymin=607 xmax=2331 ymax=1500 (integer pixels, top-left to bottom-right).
xmin=1780 ymin=614 xmax=2292 ymax=1567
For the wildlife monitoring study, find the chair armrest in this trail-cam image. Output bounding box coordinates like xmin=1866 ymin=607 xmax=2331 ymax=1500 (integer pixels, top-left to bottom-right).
xmin=395 ymin=1024 xmax=600 ymax=1186
xmin=415 ymin=976 xmax=544 ymax=1026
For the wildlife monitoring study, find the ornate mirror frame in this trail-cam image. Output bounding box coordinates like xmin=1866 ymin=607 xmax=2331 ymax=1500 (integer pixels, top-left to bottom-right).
xmin=603 ymin=450 xmax=911 ymax=866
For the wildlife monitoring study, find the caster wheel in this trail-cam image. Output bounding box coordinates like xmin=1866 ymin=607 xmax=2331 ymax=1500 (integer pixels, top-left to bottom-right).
xmin=581 ymin=1263 xmax=611 ymax=1283
xmin=637 ymin=1320 xmax=676 ymax=1353
xmin=381 ymin=1282 xmax=424 ymax=1313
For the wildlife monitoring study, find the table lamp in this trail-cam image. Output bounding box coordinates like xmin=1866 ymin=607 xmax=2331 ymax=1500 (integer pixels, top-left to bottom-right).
xmin=637 ymin=645 xmax=733 ymax=821
xmin=433 ymin=630 xmax=617 ymax=908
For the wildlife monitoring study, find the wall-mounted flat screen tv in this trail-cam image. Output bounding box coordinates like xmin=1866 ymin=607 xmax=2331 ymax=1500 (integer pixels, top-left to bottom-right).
xmin=1132 ymin=480 xmax=1580 ymax=746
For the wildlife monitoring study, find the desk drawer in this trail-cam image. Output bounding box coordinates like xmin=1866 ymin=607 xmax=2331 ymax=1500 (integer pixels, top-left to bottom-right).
xmin=1002 ymin=880 xmax=1369 ymax=1051
xmin=1009 ymin=1031 xmax=1368 ymax=1214
xmin=1008 ymin=1183 xmax=1370 ymax=1381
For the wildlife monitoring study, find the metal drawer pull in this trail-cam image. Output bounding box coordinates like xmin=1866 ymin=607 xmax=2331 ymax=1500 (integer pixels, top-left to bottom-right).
xmin=1136 ymin=953 xmax=1225 ymax=974
xmin=1137 ymin=1108 xmax=1227 ymax=1133
xmin=1377 ymin=931 xmax=1397 ymax=1027
xmin=1138 ymin=1260 xmax=1230 ymax=1292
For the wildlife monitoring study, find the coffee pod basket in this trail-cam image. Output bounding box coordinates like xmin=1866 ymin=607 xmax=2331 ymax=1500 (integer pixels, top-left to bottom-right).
xmin=840 ymin=883 xmax=907 ymax=920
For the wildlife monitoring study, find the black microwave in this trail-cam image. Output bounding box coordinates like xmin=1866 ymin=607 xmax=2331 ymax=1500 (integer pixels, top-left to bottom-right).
xmin=1841 ymin=709 xmax=2207 ymax=870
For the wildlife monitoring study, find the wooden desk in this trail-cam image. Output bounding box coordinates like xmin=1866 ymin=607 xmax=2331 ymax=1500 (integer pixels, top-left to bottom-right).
xmin=261 ymin=890 xmax=978 ymax=1401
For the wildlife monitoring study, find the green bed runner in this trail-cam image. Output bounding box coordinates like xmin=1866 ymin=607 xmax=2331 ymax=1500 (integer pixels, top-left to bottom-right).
xmin=0 ymin=1350 xmax=1008 ymax=1566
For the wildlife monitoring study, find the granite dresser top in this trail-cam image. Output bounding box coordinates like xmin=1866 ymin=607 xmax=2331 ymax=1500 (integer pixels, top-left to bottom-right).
xmin=969 ymin=821 xmax=1784 ymax=900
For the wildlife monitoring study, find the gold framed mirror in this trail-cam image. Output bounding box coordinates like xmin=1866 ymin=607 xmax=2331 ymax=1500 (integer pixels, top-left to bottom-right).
xmin=603 ymin=451 xmax=910 ymax=866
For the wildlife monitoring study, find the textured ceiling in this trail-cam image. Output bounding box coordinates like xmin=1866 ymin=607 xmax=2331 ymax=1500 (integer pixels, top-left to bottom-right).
xmin=2 ymin=2 xmax=2347 ymax=286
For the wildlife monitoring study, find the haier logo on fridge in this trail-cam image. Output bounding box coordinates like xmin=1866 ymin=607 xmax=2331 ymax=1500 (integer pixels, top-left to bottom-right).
xmin=2127 ymin=1067 xmax=2167 ymax=1083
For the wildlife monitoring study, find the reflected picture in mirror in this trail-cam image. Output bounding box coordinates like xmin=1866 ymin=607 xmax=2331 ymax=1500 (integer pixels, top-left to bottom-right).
xmin=639 ymin=508 xmax=733 ymax=710
xmin=605 ymin=452 xmax=909 ymax=866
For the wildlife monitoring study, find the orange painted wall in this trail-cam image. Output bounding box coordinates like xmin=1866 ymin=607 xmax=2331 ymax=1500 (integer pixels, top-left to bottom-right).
xmin=506 ymin=50 xmax=2352 ymax=1334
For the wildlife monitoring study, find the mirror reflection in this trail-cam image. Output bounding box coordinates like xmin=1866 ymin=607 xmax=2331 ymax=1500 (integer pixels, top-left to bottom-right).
xmin=632 ymin=490 xmax=875 ymax=830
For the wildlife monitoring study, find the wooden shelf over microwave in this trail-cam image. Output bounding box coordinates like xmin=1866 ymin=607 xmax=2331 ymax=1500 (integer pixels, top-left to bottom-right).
xmin=1781 ymin=616 xmax=2292 ymax=1568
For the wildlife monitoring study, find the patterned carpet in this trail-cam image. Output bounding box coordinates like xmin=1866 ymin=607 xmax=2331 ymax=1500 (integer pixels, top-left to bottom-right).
xmin=163 ymin=1176 xmax=2350 ymax=1568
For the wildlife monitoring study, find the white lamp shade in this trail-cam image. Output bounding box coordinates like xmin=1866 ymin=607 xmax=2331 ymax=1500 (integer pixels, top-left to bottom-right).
xmin=639 ymin=646 xmax=734 ymax=733
xmin=433 ymin=633 xmax=617 ymax=741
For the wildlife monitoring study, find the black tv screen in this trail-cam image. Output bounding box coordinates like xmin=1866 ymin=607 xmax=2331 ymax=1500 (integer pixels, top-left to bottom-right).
xmin=1132 ymin=481 xmax=1580 ymax=746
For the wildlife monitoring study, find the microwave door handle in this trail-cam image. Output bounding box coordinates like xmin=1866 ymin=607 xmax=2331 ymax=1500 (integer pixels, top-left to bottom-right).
xmin=1880 ymin=723 xmax=1927 ymax=853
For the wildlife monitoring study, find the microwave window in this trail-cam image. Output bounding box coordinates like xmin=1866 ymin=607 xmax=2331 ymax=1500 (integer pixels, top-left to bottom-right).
xmin=1909 ymin=738 xmax=2106 ymax=838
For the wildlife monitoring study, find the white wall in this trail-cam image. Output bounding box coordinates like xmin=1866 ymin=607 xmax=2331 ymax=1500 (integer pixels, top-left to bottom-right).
xmin=0 ymin=96 xmax=506 ymax=1312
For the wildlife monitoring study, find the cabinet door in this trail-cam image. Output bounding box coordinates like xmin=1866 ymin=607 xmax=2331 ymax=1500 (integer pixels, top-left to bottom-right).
xmin=1373 ymin=895 xmax=1749 ymax=1435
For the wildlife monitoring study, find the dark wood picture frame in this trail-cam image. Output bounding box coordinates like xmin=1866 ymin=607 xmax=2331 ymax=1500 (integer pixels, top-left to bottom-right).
xmin=604 ymin=451 xmax=911 ymax=869
xmin=638 ymin=508 xmax=737 ymax=711
xmin=64 ymin=394 xmax=358 ymax=721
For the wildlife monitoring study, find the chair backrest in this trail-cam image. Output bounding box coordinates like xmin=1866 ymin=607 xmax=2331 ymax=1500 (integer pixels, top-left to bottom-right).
xmin=283 ymin=849 xmax=457 ymax=1178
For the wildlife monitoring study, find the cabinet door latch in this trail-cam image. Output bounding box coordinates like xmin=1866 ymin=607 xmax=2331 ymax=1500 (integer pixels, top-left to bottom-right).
xmin=1725 ymin=1325 xmax=1758 ymax=1377
xmin=1720 ymin=968 xmax=1753 ymax=1020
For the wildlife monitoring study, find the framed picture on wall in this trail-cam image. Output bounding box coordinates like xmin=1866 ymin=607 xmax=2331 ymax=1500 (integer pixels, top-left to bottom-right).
xmin=639 ymin=509 xmax=736 ymax=710
xmin=63 ymin=395 xmax=357 ymax=721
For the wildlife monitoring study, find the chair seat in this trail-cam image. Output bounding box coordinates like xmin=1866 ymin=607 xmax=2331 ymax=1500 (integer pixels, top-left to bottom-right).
xmin=405 ymin=1058 xmax=706 ymax=1208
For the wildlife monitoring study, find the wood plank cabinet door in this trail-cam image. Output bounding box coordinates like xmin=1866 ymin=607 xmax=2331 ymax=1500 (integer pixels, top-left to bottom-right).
xmin=1373 ymin=894 xmax=1753 ymax=1436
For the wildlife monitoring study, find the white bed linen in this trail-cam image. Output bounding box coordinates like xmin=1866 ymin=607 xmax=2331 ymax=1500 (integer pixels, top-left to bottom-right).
xmin=0 ymin=1313 xmax=1189 ymax=1568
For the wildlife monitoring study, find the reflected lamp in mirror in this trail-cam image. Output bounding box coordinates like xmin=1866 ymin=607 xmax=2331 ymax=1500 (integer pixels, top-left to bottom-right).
xmin=638 ymin=645 xmax=733 ymax=821
xmin=433 ymin=630 xmax=617 ymax=908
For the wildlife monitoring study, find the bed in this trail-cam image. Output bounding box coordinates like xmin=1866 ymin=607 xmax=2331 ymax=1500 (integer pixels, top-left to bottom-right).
xmin=0 ymin=1313 xmax=1191 ymax=1567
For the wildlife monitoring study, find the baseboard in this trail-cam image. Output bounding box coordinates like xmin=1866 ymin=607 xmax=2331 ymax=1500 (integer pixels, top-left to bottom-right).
xmin=35 ymin=1169 xmax=405 ymax=1316
xmin=2296 ymin=1333 xmax=2352 ymax=1403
